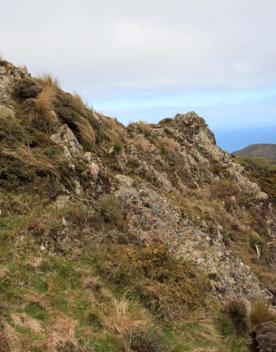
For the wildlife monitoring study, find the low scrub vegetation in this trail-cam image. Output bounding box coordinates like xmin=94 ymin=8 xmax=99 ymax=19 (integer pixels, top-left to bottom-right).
xmin=236 ymin=156 xmax=276 ymax=206
xmin=93 ymin=244 xmax=211 ymax=324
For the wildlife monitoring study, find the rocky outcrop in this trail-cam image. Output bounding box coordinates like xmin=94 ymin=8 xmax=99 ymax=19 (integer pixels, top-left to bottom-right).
xmin=0 ymin=60 xmax=275 ymax=303
xmin=252 ymin=321 xmax=276 ymax=352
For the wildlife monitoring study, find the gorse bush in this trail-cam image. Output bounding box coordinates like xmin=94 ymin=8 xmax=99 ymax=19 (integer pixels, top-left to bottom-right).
xmin=94 ymin=244 xmax=210 ymax=324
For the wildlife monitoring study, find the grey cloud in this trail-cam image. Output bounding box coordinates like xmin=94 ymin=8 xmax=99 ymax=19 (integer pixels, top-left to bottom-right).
xmin=1 ymin=0 xmax=276 ymax=94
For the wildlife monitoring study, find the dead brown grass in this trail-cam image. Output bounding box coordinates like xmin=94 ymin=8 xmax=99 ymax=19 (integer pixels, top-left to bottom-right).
xmin=47 ymin=316 xmax=77 ymax=352
xmin=11 ymin=313 xmax=44 ymax=334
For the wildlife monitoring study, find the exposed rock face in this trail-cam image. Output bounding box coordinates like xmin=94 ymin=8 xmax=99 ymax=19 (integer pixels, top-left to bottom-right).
xmin=111 ymin=115 xmax=274 ymax=299
xmin=0 ymin=60 xmax=275 ymax=303
xmin=252 ymin=321 xmax=276 ymax=352
xmin=51 ymin=124 xmax=83 ymax=170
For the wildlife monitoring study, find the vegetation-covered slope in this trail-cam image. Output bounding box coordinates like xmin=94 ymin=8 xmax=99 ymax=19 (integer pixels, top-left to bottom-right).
xmin=233 ymin=144 xmax=276 ymax=160
xmin=236 ymin=156 xmax=276 ymax=207
xmin=0 ymin=60 xmax=275 ymax=351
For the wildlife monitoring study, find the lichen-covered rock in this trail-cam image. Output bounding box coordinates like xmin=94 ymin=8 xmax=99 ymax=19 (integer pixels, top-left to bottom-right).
xmin=253 ymin=321 xmax=276 ymax=352
xmin=89 ymin=162 xmax=100 ymax=182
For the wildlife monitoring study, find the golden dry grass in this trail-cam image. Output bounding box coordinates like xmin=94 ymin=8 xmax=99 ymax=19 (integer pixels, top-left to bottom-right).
xmin=36 ymin=74 xmax=59 ymax=88
xmin=103 ymin=298 xmax=150 ymax=337
xmin=159 ymin=136 xmax=179 ymax=154
xmin=134 ymin=136 xmax=152 ymax=153
xmin=135 ymin=120 xmax=152 ymax=136
xmin=6 ymin=145 xmax=60 ymax=177
xmin=75 ymin=115 xmax=96 ymax=149
xmin=250 ymin=301 xmax=276 ymax=326
xmin=35 ymin=85 xmax=57 ymax=125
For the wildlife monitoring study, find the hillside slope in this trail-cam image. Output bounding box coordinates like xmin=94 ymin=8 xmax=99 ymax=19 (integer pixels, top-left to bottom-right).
xmin=0 ymin=60 xmax=275 ymax=352
xmin=234 ymin=144 xmax=276 ymax=160
xmin=236 ymin=156 xmax=276 ymax=207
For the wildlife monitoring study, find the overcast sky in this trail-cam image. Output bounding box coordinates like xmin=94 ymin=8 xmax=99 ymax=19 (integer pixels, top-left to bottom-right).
xmin=0 ymin=0 xmax=276 ymax=150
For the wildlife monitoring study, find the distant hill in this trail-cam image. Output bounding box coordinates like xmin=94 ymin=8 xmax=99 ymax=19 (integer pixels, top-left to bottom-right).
xmin=233 ymin=144 xmax=276 ymax=160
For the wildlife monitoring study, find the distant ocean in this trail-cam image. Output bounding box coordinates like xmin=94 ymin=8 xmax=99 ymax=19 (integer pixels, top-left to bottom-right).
xmin=213 ymin=126 xmax=276 ymax=153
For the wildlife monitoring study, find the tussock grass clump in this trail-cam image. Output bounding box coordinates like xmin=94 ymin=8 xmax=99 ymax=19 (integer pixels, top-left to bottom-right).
xmin=250 ymin=301 xmax=276 ymax=327
xmin=158 ymin=136 xmax=178 ymax=155
xmin=74 ymin=115 xmax=96 ymax=150
xmin=133 ymin=136 xmax=153 ymax=153
xmin=224 ymin=299 xmax=249 ymax=335
xmin=136 ymin=120 xmax=152 ymax=136
xmin=0 ymin=142 xmax=68 ymax=197
xmin=128 ymin=327 xmax=168 ymax=352
xmin=17 ymin=75 xmax=60 ymax=133
xmin=97 ymin=194 xmax=127 ymax=231
xmin=10 ymin=145 xmax=60 ymax=176
xmin=103 ymin=298 xmax=150 ymax=338
xmin=0 ymin=113 xmax=30 ymax=146
xmin=128 ymin=120 xmax=152 ymax=137
xmin=95 ymin=116 xmax=126 ymax=153
xmin=209 ymin=178 xmax=240 ymax=200
xmin=94 ymin=244 xmax=211 ymax=324
xmin=36 ymin=74 xmax=59 ymax=89
xmin=34 ymin=85 xmax=57 ymax=128
xmin=54 ymin=91 xmax=96 ymax=150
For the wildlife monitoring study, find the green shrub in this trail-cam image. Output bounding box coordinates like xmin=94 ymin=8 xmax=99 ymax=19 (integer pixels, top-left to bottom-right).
xmin=249 ymin=232 xmax=264 ymax=249
xmin=94 ymin=244 xmax=210 ymax=324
